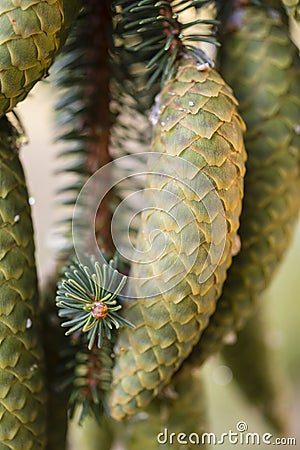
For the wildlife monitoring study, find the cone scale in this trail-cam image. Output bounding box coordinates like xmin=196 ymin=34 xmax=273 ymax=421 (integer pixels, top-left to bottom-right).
xmin=125 ymin=363 xmax=208 ymax=450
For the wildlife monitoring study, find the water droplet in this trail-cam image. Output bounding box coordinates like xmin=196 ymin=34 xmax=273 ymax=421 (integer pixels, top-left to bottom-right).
xmin=294 ymin=124 xmax=300 ymax=134
xmin=160 ymin=121 xmax=166 ymax=126
xmin=191 ymin=367 xmax=201 ymax=377
xmin=170 ymin=92 xmax=176 ymax=96
xmin=231 ymin=234 xmax=241 ymax=257
xmin=188 ymin=101 xmax=195 ymax=107
xmin=150 ymin=93 xmax=163 ymax=126
xmin=14 ymin=215 xmax=20 ymax=223
xmin=17 ymin=133 xmax=29 ymax=147
xmin=223 ymin=332 xmax=237 ymax=345
xmin=178 ymin=107 xmax=185 ymax=112
xmin=164 ymin=386 xmax=178 ymax=400
xmin=30 ymin=363 xmax=38 ymax=372
xmin=268 ymin=8 xmax=281 ymax=20
xmin=26 ymin=318 xmax=32 ymax=328
xmin=212 ymin=365 xmax=233 ymax=386
xmin=28 ymin=197 xmax=35 ymax=206
xmin=135 ymin=412 xmax=149 ymax=421
xmin=196 ymin=62 xmax=210 ymax=72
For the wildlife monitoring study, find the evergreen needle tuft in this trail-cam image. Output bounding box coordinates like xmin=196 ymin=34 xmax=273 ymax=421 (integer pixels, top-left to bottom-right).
xmin=56 ymin=257 xmax=134 ymax=350
xmin=113 ymin=0 xmax=218 ymax=86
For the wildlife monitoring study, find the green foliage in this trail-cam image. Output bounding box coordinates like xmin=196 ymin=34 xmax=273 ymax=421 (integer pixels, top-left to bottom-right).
xmin=53 ymin=3 xmax=109 ymax=243
xmin=64 ymin=336 xmax=115 ymax=423
xmin=42 ymin=0 xmax=116 ymax=431
xmin=113 ymin=0 xmax=218 ymax=87
xmin=56 ymin=256 xmax=133 ymax=350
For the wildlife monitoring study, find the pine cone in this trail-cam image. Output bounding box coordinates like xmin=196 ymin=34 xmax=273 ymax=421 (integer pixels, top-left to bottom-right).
xmin=191 ymin=4 xmax=300 ymax=366
xmin=0 ymin=117 xmax=47 ymax=448
xmin=108 ymin=59 xmax=246 ymax=420
xmin=0 ymin=0 xmax=81 ymax=118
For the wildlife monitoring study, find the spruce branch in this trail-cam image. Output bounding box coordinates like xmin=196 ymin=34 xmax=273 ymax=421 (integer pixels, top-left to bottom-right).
xmin=60 ymin=334 xmax=115 ymax=424
xmin=55 ymin=256 xmax=134 ymax=423
xmin=113 ymin=0 xmax=219 ymax=85
xmin=41 ymin=0 xmax=120 ymax=438
xmin=54 ymin=0 xmax=115 ymax=254
xmin=56 ymin=256 xmax=134 ymax=350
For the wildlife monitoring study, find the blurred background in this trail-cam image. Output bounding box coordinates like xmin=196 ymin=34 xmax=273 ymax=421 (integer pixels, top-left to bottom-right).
xmin=15 ymin=36 xmax=300 ymax=449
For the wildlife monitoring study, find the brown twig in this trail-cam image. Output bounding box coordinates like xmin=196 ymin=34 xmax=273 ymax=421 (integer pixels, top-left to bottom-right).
xmin=159 ymin=1 xmax=184 ymax=54
xmin=81 ymin=0 xmax=114 ymax=255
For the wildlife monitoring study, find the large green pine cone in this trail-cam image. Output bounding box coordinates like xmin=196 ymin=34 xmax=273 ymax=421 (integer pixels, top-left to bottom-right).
xmin=222 ymin=308 xmax=285 ymax=432
xmin=191 ymin=5 xmax=300 ymax=366
xmin=0 ymin=117 xmax=47 ymax=449
xmin=0 ymin=0 xmax=81 ymax=118
xmin=108 ymin=60 xmax=246 ymax=420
